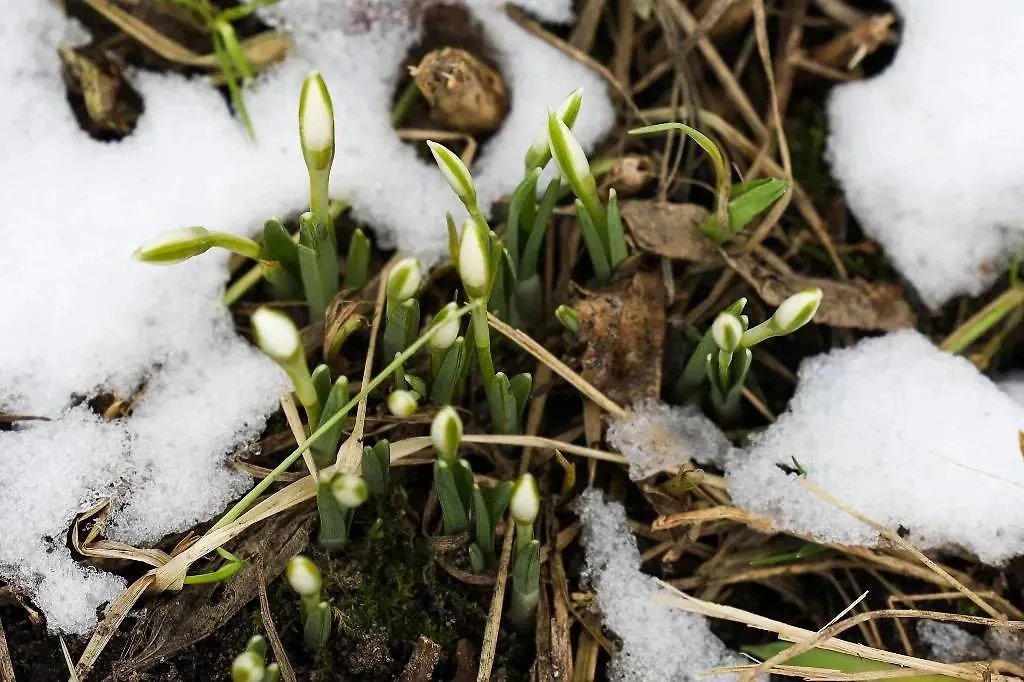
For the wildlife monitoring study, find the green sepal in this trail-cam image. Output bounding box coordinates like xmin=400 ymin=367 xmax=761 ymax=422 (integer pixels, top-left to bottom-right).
xmin=316 ymin=481 xmax=351 ymax=551
xmin=434 ymin=459 xmax=469 ymax=535
xmin=361 ymin=440 xmax=391 ymax=498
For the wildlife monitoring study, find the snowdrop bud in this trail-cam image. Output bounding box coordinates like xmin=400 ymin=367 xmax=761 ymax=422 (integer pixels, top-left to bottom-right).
xmin=386 ymin=257 xmax=424 ymax=305
xmin=132 ymin=226 xmax=213 ymax=264
xmin=431 ymin=406 xmax=463 ymax=461
xmin=387 ymin=389 xmax=419 ymax=417
xmin=509 ymin=473 xmax=540 ymax=525
xmin=547 ymin=109 xmax=595 ymax=200
xmin=525 ymin=87 xmax=584 ymax=170
xmin=427 ymin=141 xmax=476 ymax=209
xmin=232 ymin=650 xmax=266 ymax=682
xmin=251 ymin=307 xmax=302 ymax=365
xmin=711 ymin=312 xmax=743 ymax=352
xmin=331 ymin=472 xmax=368 ymax=509
xmin=299 ymin=72 xmax=335 ymax=172
xmin=428 ymin=303 xmax=461 ymax=351
xmin=285 ymin=555 xmax=322 ymax=598
xmin=770 ymin=287 xmax=823 ymax=335
xmin=458 ymin=218 xmax=490 ymax=299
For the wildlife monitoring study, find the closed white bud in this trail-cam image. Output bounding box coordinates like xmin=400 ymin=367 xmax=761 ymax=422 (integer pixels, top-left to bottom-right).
xmin=771 ymin=287 xmax=823 ymax=335
xmin=431 ymin=406 xmax=463 ymax=461
xmin=386 ymin=257 xmax=424 ymax=304
xmin=331 ymin=472 xmax=368 ymax=509
xmin=525 ymin=87 xmax=584 ymax=170
xmin=458 ymin=218 xmax=490 ymax=299
xmin=510 ymin=473 xmax=540 ymax=525
xmin=427 ymin=140 xmax=476 ymax=208
xmin=285 ymin=554 xmax=322 ymax=598
xmin=299 ymin=72 xmax=335 ymax=172
xmin=251 ymin=307 xmax=301 ymax=365
xmin=232 ymin=650 xmax=266 ymax=682
xmin=387 ymin=389 xmax=419 ymax=417
xmin=132 ymin=226 xmax=213 ymax=264
xmin=547 ymin=109 xmax=594 ymax=199
xmin=428 ymin=303 xmax=460 ymax=351
xmin=711 ymin=312 xmax=743 ymax=352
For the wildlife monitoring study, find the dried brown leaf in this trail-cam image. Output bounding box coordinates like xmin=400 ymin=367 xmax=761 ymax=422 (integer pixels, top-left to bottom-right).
xmin=575 ymin=268 xmax=667 ymax=406
xmin=725 ymin=254 xmax=915 ymax=331
xmin=619 ymin=200 xmax=720 ymax=263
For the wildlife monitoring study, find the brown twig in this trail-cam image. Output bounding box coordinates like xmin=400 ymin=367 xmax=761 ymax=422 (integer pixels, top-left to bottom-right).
xmin=255 ymin=553 xmax=296 ymax=682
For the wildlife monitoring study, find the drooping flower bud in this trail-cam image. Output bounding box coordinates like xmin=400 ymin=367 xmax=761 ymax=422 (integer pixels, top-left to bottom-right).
xmin=430 ymin=406 xmax=463 ymax=462
xmin=298 ymin=71 xmax=335 ymax=173
xmin=711 ymin=312 xmax=743 ymax=352
xmin=427 ymin=140 xmax=477 ymax=210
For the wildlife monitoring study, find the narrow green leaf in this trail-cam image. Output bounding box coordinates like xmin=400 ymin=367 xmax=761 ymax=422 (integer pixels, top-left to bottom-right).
xmin=344 ymin=227 xmax=370 ymax=289
xmin=510 ymin=372 xmax=532 ymax=428
xmin=434 ymin=460 xmax=469 ymax=535
xmin=489 ymin=372 xmax=518 ymax=435
xmin=298 ymin=243 xmax=329 ymax=320
xmin=629 ymin=122 xmax=727 ymax=192
xmin=310 ymin=376 xmax=349 ymax=468
xmin=727 ymin=177 xmax=789 ymax=232
xmin=302 ymin=602 xmax=333 ymax=651
xmin=520 ymin=177 xmax=560 ymax=280
xmin=743 ymin=642 xmax=958 ymax=682
xmin=472 ymin=485 xmax=495 ymax=566
xmin=575 ymin=199 xmax=611 ymax=283
xmin=485 ymin=481 xmax=514 ymax=526
xmin=469 ymin=543 xmax=487 ymax=574
xmin=316 ymin=481 xmax=350 ymax=551
xmin=453 ymin=458 xmax=475 ymax=514
xmin=605 ymin=189 xmax=629 ymax=271
xmin=446 ymin=212 xmax=459 ymax=265
xmin=506 ymin=170 xmax=540 ymax=268
xmin=261 ymin=218 xmax=299 ymax=276
xmin=311 ymin=365 xmax=332 ymax=418
xmin=430 ymin=338 xmax=466 ymax=405
xmin=361 ymin=439 xmax=391 ymax=498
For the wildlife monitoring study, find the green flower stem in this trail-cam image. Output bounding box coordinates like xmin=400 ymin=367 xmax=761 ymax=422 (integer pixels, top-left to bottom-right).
xmin=211 ymin=232 xmax=262 ymax=260
xmin=471 ymin=302 xmax=496 ymax=388
xmin=740 ymin=320 xmax=775 ymax=347
xmin=514 ymin=521 xmax=533 ymax=554
xmin=223 ymin=262 xmax=266 ymax=306
xmin=309 ymin=169 xmax=332 ymax=242
xmin=213 ymin=301 xmax=480 ymax=531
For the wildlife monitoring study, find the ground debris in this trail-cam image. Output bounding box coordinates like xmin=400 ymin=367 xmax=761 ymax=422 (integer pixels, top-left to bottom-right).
xmin=620 ymin=200 xmax=719 ymax=263
xmin=410 ymin=47 xmax=508 ymax=133
xmin=575 ymin=268 xmax=666 ymax=407
xmin=399 ymin=635 xmax=441 ymax=682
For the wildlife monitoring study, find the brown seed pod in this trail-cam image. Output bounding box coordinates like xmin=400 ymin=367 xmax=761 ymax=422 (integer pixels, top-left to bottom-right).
xmin=409 ymin=47 xmax=509 ymax=134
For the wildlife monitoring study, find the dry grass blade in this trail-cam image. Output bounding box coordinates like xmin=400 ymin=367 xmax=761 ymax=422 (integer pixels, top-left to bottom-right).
xmin=0 ymin=613 xmax=14 ymax=682
xmin=255 ymin=554 xmax=296 ymax=682
xmin=653 ymin=505 xmax=774 ymax=531
xmin=487 ymin=313 xmax=627 ymax=418
xmin=76 ymin=574 xmax=155 ymax=677
xmin=654 ymin=584 xmax=1018 ymax=682
xmin=799 ymin=479 xmax=1006 ymax=621
xmin=280 ymin=393 xmax=317 ymax=479
xmin=477 ymin=517 xmax=515 ymax=681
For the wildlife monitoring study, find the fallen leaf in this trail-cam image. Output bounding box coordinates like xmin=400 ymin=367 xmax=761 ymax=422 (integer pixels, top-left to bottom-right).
xmin=575 ymin=268 xmax=666 ymax=406
xmin=58 ymin=44 xmax=139 ymax=136
xmin=619 ymin=200 xmax=720 ymax=263
xmin=724 ymin=253 xmax=915 ymax=331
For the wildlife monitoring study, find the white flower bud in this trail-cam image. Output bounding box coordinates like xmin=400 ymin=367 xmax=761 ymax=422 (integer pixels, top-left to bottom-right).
xmin=428 ymin=303 xmax=461 ymax=351
xmin=231 ymin=650 xmax=266 ymax=682
xmin=509 ymin=473 xmax=540 ymax=525
xmin=285 ymin=554 xmax=322 ymax=598
xmin=299 ymin=71 xmax=335 ymax=172
xmin=386 ymin=257 xmax=424 ymax=305
xmin=331 ymin=472 xmax=368 ymax=509
xmin=251 ymin=307 xmax=301 ymax=364
xmin=771 ymin=287 xmax=823 ymax=335
xmin=458 ymin=218 xmax=490 ymax=299
xmin=427 ymin=140 xmax=476 ymax=208
xmin=711 ymin=312 xmax=743 ymax=352
xmin=387 ymin=389 xmax=419 ymax=417
xmin=525 ymin=87 xmax=583 ymax=170
xmin=547 ymin=109 xmax=595 ymax=200
xmin=430 ymin=406 xmax=463 ymax=461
